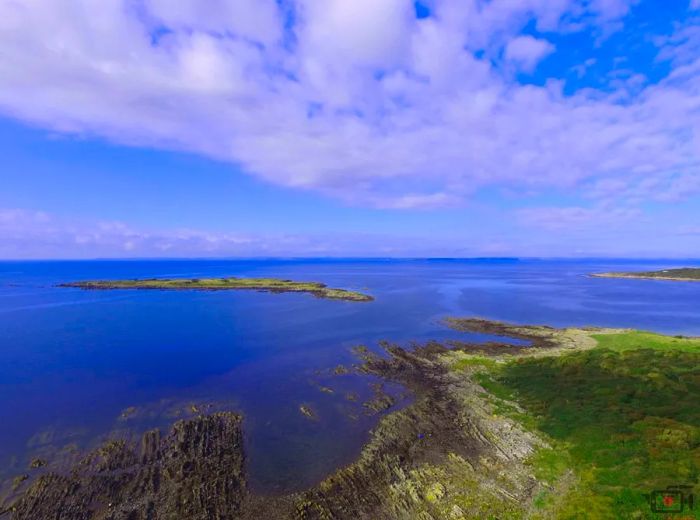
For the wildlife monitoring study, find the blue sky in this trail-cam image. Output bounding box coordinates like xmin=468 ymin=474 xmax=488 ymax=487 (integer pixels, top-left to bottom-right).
xmin=0 ymin=0 xmax=698 ymax=258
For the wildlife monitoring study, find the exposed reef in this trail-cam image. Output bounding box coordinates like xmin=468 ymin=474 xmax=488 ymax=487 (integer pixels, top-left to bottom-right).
xmin=59 ymin=277 xmax=374 ymax=302
xmin=591 ymin=267 xmax=700 ymax=282
xmin=5 ymin=413 xmax=247 ymax=519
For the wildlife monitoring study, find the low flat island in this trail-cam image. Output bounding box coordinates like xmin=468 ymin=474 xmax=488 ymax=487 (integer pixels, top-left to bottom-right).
xmin=59 ymin=277 xmax=373 ymax=302
xmin=591 ymin=267 xmax=700 ymax=282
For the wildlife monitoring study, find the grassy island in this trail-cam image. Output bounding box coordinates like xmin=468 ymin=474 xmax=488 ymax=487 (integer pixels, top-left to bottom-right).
xmin=7 ymin=319 xmax=699 ymax=519
xmin=59 ymin=277 xmax=373 ymax=302
xmin=591 ymin=267 xmax=700 ymax=282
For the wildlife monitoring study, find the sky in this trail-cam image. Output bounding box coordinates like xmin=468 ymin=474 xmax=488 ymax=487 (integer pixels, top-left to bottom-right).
xmin=0 ymin=0 xmax=699 ymax=259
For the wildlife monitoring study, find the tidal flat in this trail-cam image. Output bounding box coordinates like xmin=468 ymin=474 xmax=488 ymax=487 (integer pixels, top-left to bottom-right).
xmin=59 ymin=276 xmax=374 ymax=301
xmin=4 ymin=318 xmax=698 ymax=519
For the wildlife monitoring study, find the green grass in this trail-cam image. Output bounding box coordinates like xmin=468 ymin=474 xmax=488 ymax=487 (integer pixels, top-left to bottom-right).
xmin=595 ymin=267 xmax=700 ymax=280
xmin=476 ymin=331 xmax=700 ymax=519
xmin=592 ymin=330 xmax=700 ymax=353
xmin=451 ymin=355 xmax=501 ymax=371
xmin=60 ymin=277 xmax=373 ymax=302
xmin=637 ymin=267 xmax=700 ymax=279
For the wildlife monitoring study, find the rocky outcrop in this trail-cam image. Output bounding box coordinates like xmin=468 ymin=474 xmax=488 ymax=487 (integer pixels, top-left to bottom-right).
xmin=4 ymin=319 xmax=580 ymax=520
xmin=293 ymin=335 xmax=545 ymax=520
xmin=7 ymin=413 xmax=246 ymax=520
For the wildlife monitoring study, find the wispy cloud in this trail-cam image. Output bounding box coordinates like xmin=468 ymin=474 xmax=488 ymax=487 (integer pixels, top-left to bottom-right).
xmin=0 ymin=207 xmax=495 ymax=259
xmin=3 ymin=205 xmax=699 ymax=259
xmin=0 ymin=0 xmax=697 ymax=211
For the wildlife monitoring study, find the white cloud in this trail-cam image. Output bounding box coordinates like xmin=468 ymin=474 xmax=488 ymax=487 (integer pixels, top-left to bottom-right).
xmin=504 ymin=35 xmax=555 ymax=72
xmin=589 ymin=0 xmax=636 ymax=21
xmin=0 ymin=207 xmax=495 ymax=258
xmin=299 ymin=0 xmax=414 ymax=70
xmin=144 ymin=0 xmax=283 ymax=45
xmin=0 ymin=0 xmax=697 ymax=210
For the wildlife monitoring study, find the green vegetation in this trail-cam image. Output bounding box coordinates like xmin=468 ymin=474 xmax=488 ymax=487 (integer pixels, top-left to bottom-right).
xmin=592 ymin=330 xmax=700 ymax=353
xmin=470 ymin=330 xmax=700 ymax=519
xmin=451 ymin=354 xmax=501 ymax=371
xmin=60 ymin=277 xmax=373 ymax=302
xmin=592 ymin=267 xmax=700 ymax=281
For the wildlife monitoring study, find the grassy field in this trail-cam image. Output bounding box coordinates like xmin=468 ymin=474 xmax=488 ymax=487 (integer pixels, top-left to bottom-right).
xmin=466 ymin=330 xmax=700 ymax=519
xmin=60 ymin=277 xmax=373 ymax=302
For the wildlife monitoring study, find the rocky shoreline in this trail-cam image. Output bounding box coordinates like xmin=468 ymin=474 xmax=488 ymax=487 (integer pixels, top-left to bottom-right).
xmin=0 ymin=319 xmax=606 ymax=519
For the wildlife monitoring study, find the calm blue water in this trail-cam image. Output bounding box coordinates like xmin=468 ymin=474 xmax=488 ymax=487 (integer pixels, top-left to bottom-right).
xmin=1 ymin=258 xmax=699 ymax=492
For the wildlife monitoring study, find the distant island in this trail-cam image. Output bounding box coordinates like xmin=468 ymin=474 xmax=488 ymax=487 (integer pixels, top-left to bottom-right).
xmin=59 ymin=277 xmax=373 ymax=302
xmin=591 ymin=267 xmax=700 ymax=282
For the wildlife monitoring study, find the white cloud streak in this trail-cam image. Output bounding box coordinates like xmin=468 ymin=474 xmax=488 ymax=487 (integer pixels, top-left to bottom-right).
xmin=0 ymin=207 xmax=492 ymax=259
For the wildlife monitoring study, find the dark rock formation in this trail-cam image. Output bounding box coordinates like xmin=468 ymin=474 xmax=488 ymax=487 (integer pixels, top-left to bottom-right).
xmin=7 ymin=413 xmax=246 ymax=520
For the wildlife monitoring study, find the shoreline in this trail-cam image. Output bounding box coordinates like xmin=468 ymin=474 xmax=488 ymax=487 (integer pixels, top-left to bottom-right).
xmin=4 ymin=319 xmax=698 ymax=519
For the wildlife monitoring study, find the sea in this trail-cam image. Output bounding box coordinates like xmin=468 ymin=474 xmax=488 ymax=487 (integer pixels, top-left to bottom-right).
xmin=1 ymin=258 xmax=698 ymax=492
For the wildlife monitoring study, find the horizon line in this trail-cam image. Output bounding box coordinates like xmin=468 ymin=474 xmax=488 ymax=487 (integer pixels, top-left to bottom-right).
xmin=1 ymin=256 xmax=700 ymax=262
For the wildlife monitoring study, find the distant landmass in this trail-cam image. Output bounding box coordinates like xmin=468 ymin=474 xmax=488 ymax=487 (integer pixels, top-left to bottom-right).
xmin=60 ymin=277 xmax=373 ymax=302
xmin=591 ymin=267 xmax=700 ymax=282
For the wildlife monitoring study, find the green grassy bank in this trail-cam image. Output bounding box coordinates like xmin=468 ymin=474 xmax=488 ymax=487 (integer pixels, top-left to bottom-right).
xmin=464 ymin=331 xmax=700 ymax=519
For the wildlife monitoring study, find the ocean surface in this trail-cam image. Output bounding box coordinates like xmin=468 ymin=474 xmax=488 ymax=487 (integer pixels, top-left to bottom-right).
xmin=1 ymin=258 xmax=699 ymax=492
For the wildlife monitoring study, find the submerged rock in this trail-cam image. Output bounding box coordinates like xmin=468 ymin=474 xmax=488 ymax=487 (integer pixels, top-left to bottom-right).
xmin=299 ymin=405 xmax=317 ymax=420
xmin=28 ymin=459 xmax=45 ymax=470
xmin=362 ymin=383 xmax=396 ymax=415
xmin=10 ymin=475 xmax=28 ymax=492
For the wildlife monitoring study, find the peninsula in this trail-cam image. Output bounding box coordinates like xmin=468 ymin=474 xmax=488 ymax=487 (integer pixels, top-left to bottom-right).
xmin=6 ymin=318 xmax=699 ymax=519
xmin=59 ymin=277 xmax=373 ymax=302
xmin=591 ymin=267 xmax=700 ymax=282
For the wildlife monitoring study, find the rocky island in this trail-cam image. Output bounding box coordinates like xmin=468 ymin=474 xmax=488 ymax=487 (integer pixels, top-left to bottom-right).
xmin=591 ymin=267 xmax=700 ymax=282
xmin=59 ymin=277 xmax=373 ymax=302
xmin=4 ymin=318 xmax=698 ymax=519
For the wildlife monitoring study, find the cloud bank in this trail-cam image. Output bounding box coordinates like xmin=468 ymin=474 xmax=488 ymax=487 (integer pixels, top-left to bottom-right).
xmin=0 ymin=0 xmax=698 ymax=211
xmin=3 ymin=205 xmax=697 ymax=260
xmin=0 ymin=207 xmax=496 ymax=259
